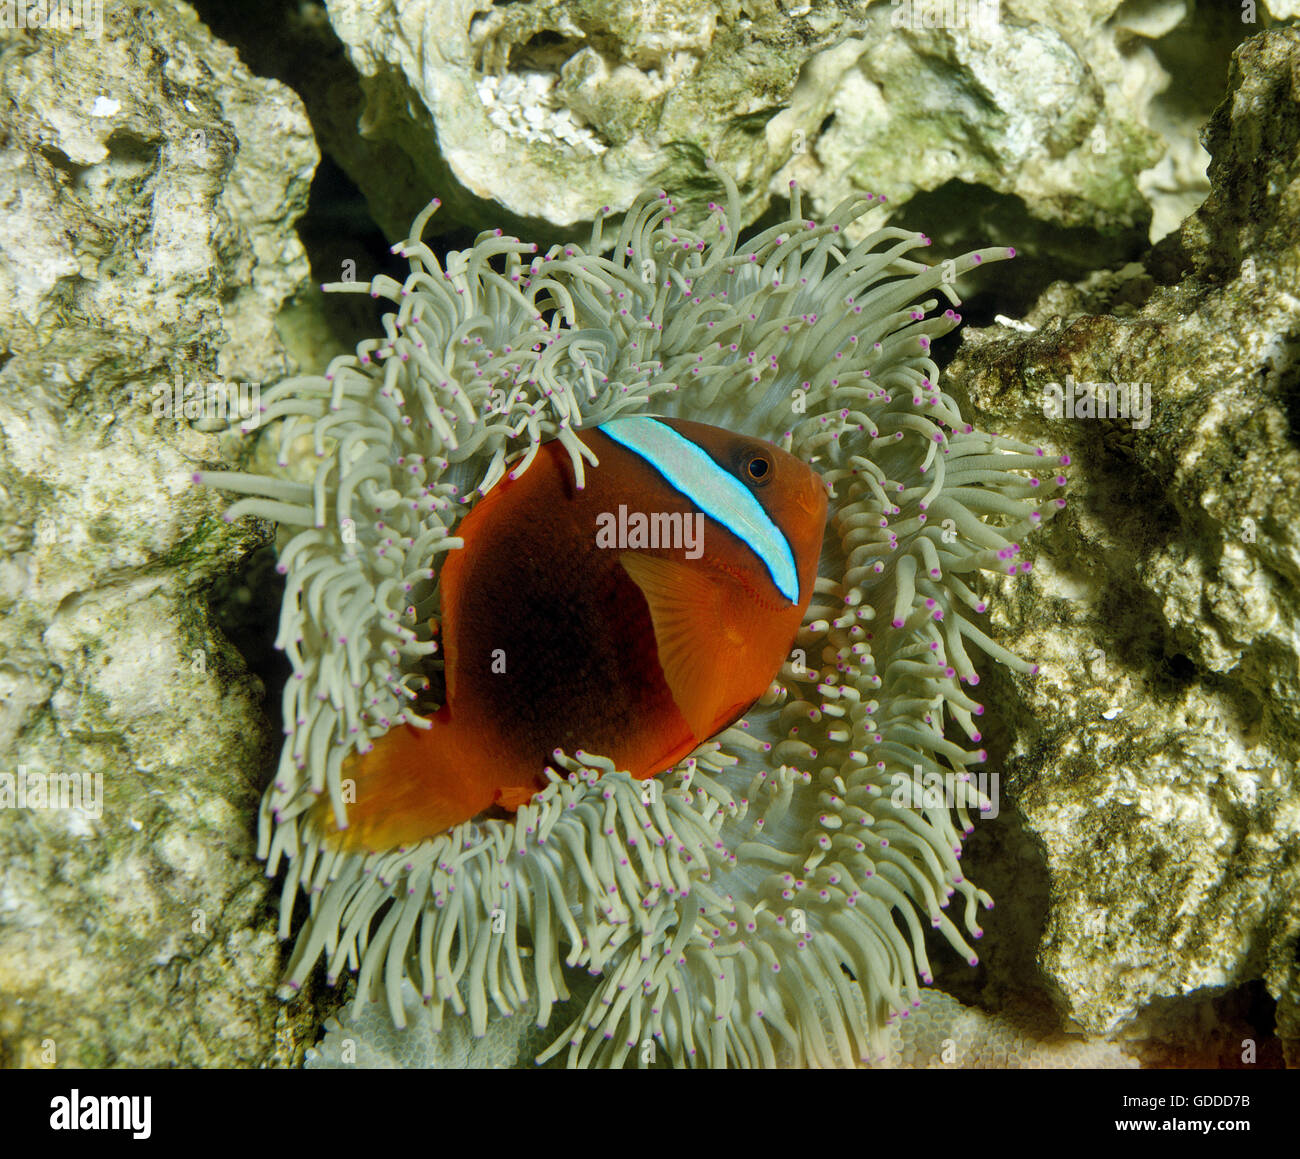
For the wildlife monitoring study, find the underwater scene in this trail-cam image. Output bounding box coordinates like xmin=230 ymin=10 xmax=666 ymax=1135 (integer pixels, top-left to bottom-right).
xmin=1 ymin=0 xmax=1297 ymax=1098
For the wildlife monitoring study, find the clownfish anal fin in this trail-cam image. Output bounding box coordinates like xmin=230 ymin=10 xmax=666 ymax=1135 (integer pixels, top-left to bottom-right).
xmin=619 ymin=551 xmax=737 ymax=740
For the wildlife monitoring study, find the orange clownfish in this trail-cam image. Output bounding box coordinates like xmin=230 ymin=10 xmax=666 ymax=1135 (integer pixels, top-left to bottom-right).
xmin=319 ymin=415 xmax=828 ymax=851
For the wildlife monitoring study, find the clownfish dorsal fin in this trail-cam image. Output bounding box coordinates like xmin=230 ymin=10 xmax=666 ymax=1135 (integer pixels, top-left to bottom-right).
xmin=619 ymin=551 xmax=739 ymax=740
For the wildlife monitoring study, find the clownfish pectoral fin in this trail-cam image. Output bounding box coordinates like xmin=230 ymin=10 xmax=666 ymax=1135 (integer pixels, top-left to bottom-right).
xmin=619 ymin=551 xmax=734 ymax=740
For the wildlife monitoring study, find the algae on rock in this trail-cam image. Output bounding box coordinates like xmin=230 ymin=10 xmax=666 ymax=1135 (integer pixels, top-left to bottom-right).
xmin=945 ymin=25 xmax=1300 ymax=1066
xmin=0 ymin=0 xmax=318 ymax=1067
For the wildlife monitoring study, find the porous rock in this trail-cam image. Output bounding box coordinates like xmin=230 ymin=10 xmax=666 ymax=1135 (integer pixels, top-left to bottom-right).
xmin=946 ymin=25 xmax=1300 ymax=1066
xmin=0 ymin=0 xmax=317 ymax=1066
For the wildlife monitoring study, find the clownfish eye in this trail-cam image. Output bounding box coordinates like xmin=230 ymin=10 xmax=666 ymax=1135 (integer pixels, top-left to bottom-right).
xmin=742 ymin=453 xmax=772 ymax=485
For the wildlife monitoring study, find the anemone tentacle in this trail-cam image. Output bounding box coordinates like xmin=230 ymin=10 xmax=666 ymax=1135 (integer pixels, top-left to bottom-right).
xmin=202 ymin=167 xmax=1067 ymax=1067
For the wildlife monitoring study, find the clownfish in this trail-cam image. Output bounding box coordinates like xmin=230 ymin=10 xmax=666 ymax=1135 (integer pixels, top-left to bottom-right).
xmin=320 ymin=415 xmax=827 ymax=851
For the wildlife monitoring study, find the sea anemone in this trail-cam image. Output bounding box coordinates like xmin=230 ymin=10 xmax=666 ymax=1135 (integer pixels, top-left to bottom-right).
xmin=198 ymin=166 xmax=1068 ymax=1067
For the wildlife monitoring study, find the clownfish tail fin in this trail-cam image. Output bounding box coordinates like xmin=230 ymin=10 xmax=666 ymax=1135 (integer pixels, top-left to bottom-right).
xmin=312 ymin=709 xmax=493 ymax=852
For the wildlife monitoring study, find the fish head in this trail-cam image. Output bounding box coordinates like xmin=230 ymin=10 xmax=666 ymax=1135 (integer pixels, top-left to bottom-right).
xmin=649 ymin=416 xmax=828 ymax=606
